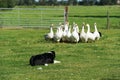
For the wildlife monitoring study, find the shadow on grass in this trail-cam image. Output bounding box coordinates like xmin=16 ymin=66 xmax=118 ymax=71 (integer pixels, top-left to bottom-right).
xmin=69 ymin=15 xmax=120 ymax=18
xmin=54 ymin=15 xmax=120 ymax=18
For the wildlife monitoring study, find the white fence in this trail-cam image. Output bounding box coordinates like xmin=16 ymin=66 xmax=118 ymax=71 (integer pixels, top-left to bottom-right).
xmin=0 ymin=8 xmax=64 ymax=28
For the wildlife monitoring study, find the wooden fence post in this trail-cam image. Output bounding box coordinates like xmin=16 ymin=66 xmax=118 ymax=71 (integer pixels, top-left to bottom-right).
xmin=107 ymin=10 xmax=110 ymax=29
xmin=64 ymin=6 xmax=68 ymax=23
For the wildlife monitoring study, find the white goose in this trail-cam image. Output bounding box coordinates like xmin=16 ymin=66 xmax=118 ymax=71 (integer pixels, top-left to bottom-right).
xmin=80 ymin=23 xmax=87 ymax=42
xmin=86 ymin=24 xmax=95 ymax=42
xmin=53 ymin=24 xmax=63 ymax=42
xmin=75 ymin=24 xmax=79 ymax=33
xmin=44 ymin=24 xmax=54 ymax=40
xmin=70 ymin=26 xmax=80 ymax=43
xmin=66 ymin=25 xmax=72 ymax=42
xmin=93 ymin=23 xmax=101 ymax=40
xmin=73 ymin=22 xmax=79 ymax=33
xmin=64 ymin=21 xmax=69 ymax=31
xmin=61 ymin=22 xmax=69 ymax=42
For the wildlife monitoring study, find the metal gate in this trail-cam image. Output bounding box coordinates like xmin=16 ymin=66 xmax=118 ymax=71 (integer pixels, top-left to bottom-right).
xmin=0 ymin=8 xmax=64 ymax=28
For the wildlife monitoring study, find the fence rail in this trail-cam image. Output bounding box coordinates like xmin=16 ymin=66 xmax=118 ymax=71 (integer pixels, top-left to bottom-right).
xmin=0 ymin=8 xmax=64 ymax=28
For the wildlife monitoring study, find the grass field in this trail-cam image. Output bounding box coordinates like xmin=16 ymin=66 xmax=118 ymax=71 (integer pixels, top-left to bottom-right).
xmin=0 ymin=5 xmax=120 ymax=80
xmin=68 ymin=6 xmax=120 ymax=29
xmin=0 ymin=28 xmax=120 ymax=80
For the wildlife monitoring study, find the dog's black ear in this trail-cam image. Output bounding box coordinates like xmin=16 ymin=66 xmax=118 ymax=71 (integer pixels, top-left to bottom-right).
xmin=51 ymin=51 xmax=55 ymax=57
xmin=51 ymin=51 xmax=55 ymax=53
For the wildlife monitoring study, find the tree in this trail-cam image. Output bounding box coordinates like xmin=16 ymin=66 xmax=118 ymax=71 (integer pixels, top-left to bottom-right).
xmin=24 ymin=0 xmax=33 ymax=5
xmin=60 ymin=0 xmax=68 ymax=5
xmin=73 ymin=0 xmax=78 ymax=5
xmin=68 ymin=0 xmax=77 ymax=5
xmin=0 ymin=0 xmax=16 ymax=8
xmin=82 ymin=0 xmax=89 ymax=5
xmin=110 ymin=0 xmax=117 ymax=5
xmin=0 ymin=0 xmax=7 ymax=8
xmin=89 ymin=0 xmax=95 ymax=5
xmin=18 ymin=0 xmax=25 ymax=5
xmin=99 ymin=0 xmax=117 ymax=5
xmin=46 ymin=0 xmax=54 ymax=5
xmin=82 ymin=0 xmax=95 ymax=5
xmin=39 ymin=0 xmax=46 ymax=5
xmin=68 ymin=0 xmax=73 ymax=5
xmin=7 ymin=0 xmax=16 ymax=8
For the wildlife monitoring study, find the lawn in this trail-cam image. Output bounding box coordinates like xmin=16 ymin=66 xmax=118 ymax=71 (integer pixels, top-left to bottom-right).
xmin=0 ymin=5 xmax=120 ymax=80
xmin=68 ymin=6 xmax=120 ymax=29
xmin=0 ymin=28 xmax=120 ymax=80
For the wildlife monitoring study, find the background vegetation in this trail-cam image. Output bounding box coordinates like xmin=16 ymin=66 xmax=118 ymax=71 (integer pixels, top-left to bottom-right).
xmin=0 ymin=0 xmax=119 ymax=8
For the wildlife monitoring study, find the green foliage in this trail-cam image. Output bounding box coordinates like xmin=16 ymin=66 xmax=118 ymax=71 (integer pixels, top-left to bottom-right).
xmin=17 ymin=0 xmax=35 ymax=5
xmin=0 ymin=28 xmax=120 ymax=80
xmin=17 ymin=0 xmax=24 ymax=5
xmin=0 ymin=0 xmax=119 ymax=7
xmin=100 ymin=0 xmax=117 ymax=5
xmin=0 ymin=0 xmax=16 ymax=8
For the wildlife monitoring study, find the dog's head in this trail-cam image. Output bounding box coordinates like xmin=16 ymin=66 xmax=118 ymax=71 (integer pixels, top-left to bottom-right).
xmin=49 ymin=51 xmax=55 ymax=59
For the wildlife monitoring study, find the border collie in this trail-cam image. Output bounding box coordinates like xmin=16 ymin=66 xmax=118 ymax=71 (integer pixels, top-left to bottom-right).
xmin=29 ymin=51 xmax=55 ymax=66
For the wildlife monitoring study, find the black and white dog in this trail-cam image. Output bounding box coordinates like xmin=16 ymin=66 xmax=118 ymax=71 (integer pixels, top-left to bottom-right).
xmin=29 ymin=51 xmax=55 ymax=66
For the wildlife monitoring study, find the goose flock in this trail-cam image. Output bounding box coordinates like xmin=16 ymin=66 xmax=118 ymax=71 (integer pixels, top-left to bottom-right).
xmin=44 ymin=22 xmax=102 ymax=43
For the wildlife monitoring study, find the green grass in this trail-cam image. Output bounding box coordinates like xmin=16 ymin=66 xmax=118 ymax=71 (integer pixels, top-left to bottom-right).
xmin=68 ymin=6 xmax=120 ymax=29
xmin=0 ymin=28 xmax=120 ymax=80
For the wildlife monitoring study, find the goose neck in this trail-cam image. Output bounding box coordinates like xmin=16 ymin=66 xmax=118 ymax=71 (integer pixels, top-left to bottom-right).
xmin=81 ymin=26 xmax=85 ymax=32
xmin=87 ymin=25 xmax=90 ymax=32
xmin=94 ymin=25 xmax=98 ymax=32
xmin=50 ymin=27 xmax=53 ymax=33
